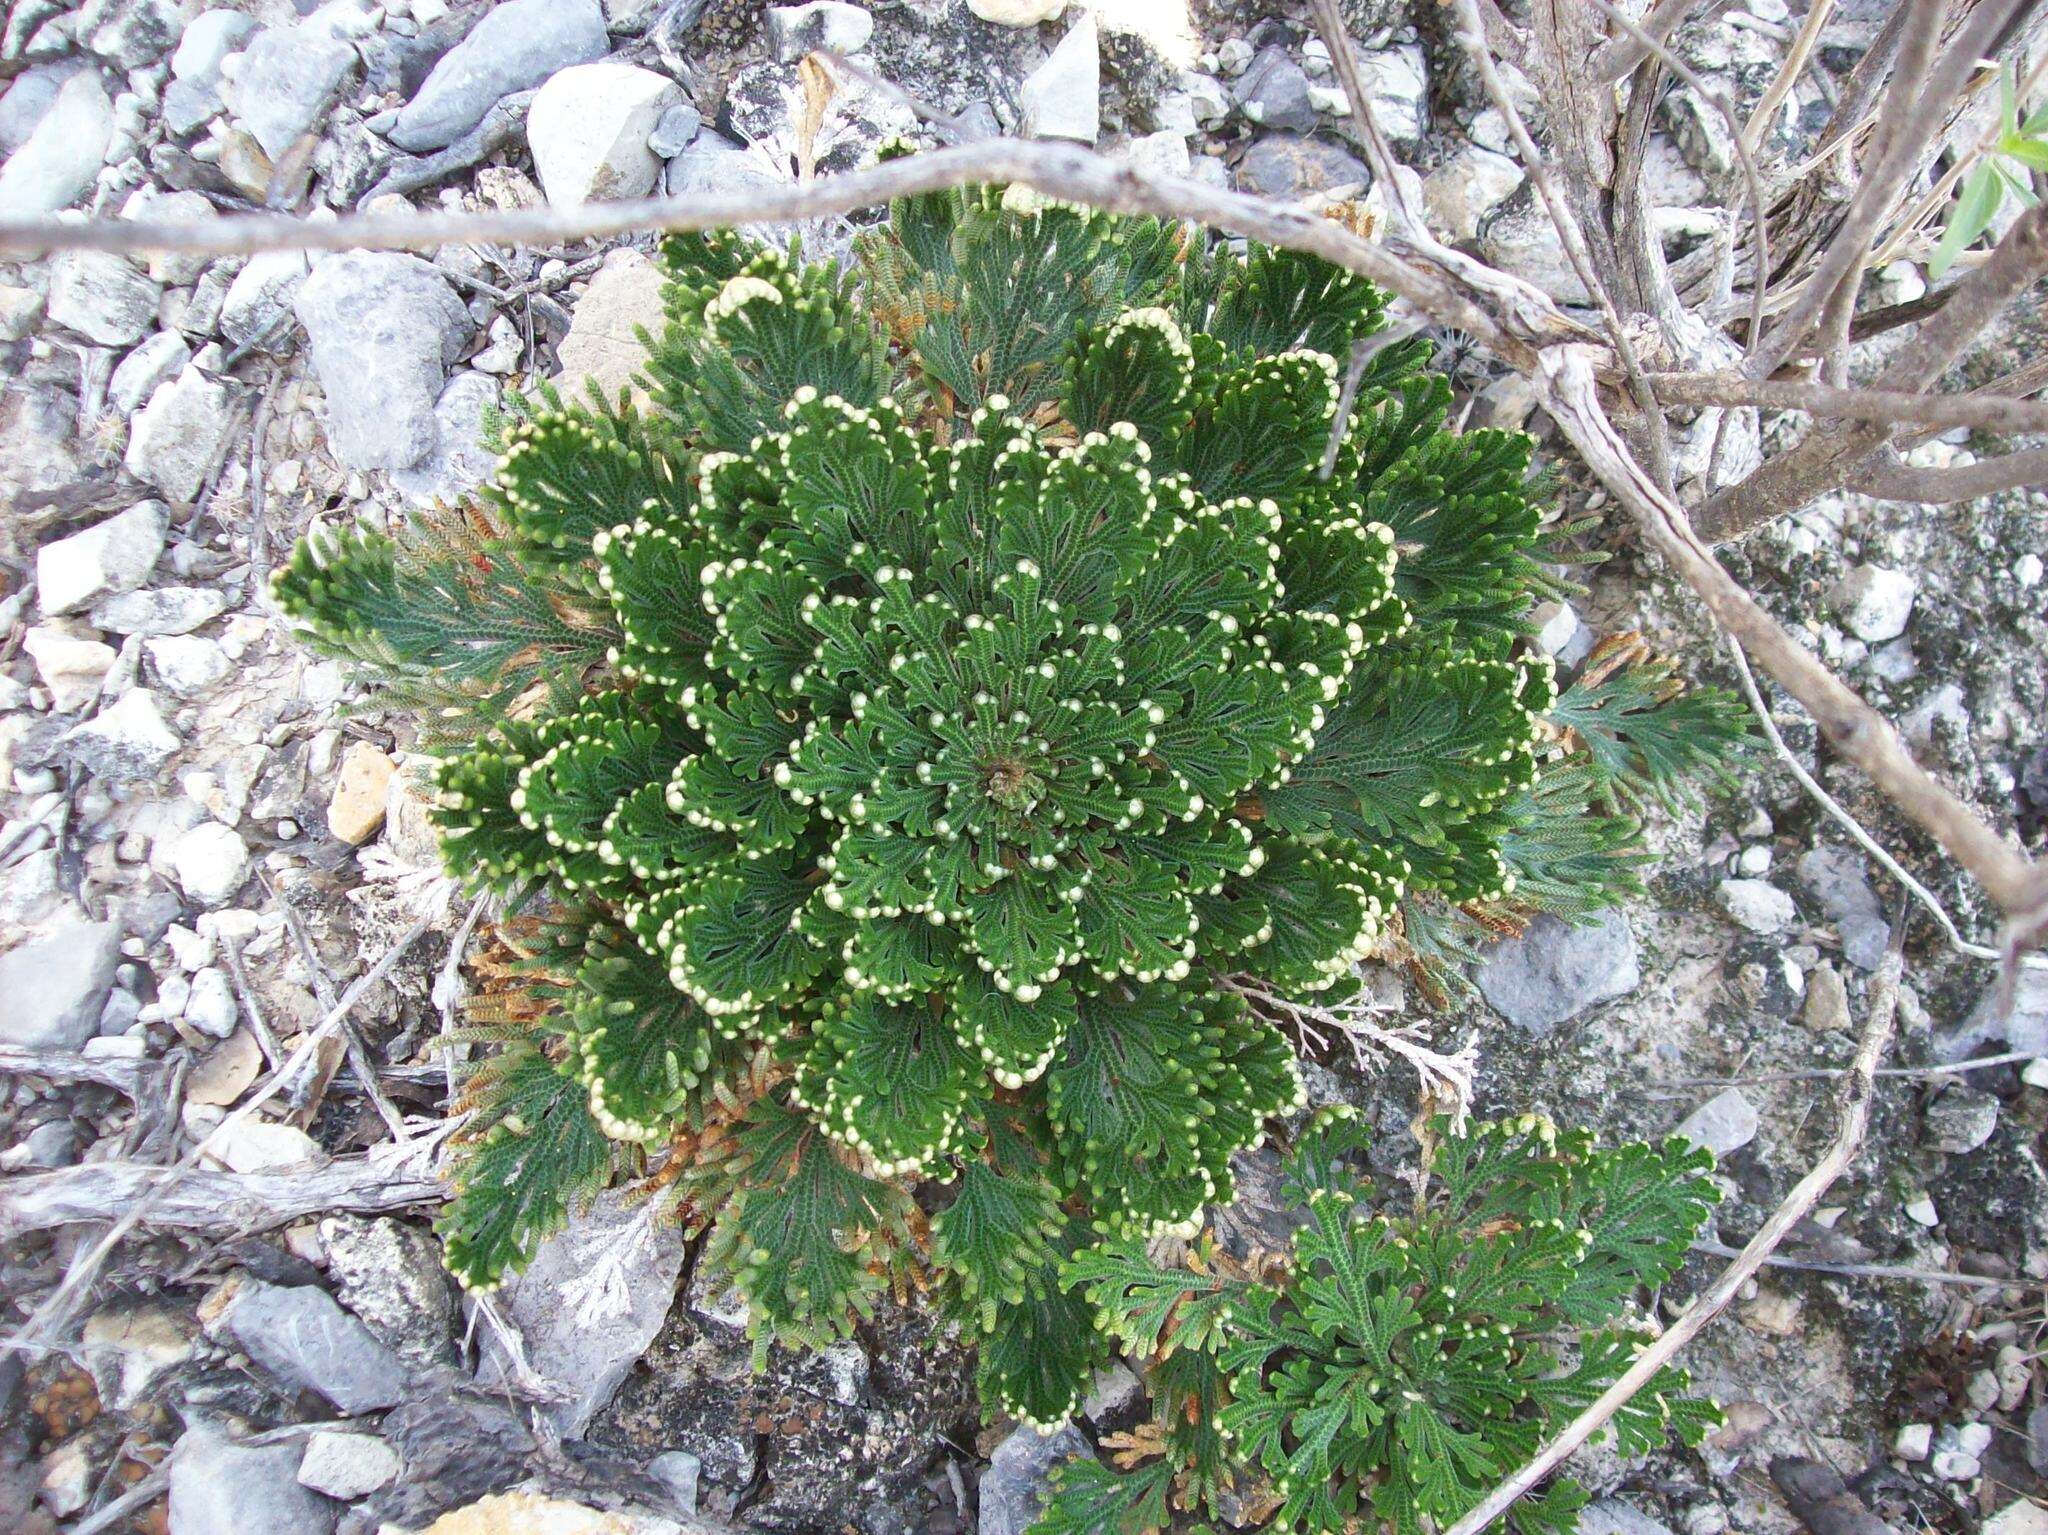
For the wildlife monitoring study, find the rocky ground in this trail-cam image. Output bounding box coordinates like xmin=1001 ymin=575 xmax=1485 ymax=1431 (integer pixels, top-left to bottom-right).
xmin=2 ymin=0 xmax=2047 ymax=1532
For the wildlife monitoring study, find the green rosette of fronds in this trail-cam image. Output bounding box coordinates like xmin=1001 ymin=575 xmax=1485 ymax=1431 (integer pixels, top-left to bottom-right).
xmin=273 ymin=179 xmax=1744 ymax=1430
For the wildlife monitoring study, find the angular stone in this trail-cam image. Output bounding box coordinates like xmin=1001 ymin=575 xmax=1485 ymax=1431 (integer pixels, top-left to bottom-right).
xmin=83 ymin=1303 xmax=195 ymax=1409
xmin=91 ymin=586 xmax=230 ymax=636
xmin=147 ymin=638 xmax=233 ymax=695
xmin=979 ymin=1423 xmax=1092 ymax=1535
xmin=1716 ymin=877 xmax=1796 ymax=935
xmin=168 ymin=822 xmax=250 ymax=908
xmin=0 ymin=921 xmax=123 ymax=1050
xmin=414 ymin=1492 xmax=684 ymax=1534
xmin=0 ymin=72 xmax=113 ymax=216
xmin=38 ymin=502 xmax=171 ymax=615
xmin=127 ymin=368 xmax=236 ymax=501
xmin=320 ymin=1214 xmax=460 ymax=1369
xmin=220 ymin=251 xmax=310 ymax=351
xmin=968 ymin=0 xmax=1065 ymax=21
xmin=553 ymin=248 xmax=665 ymax=408
xmin=23 ymin=624 xmax=116 ymax=711
xmin=1927 ymin=1085 xmax=1999 ymax=1154
xmin=1233 ymin=133 xmax=1368 ymax=198
xmin=169 ymin=1423 xmax=340 ymax=1535
xmin=297 ymin=1431 xmax=401 ymax=1499
xmin=1423 ymin=145 xmax=1523 ymax=243
xmin=209 ymin=1118 xmax=327 ymax=1174
xmin=329 ymin=741 xmax=397 ymax=844
xmin=475 ymin=1187 xmax=686 ymax=1436
xmin=1475 ymin=910 xmax=1640 ymax=1037
xmin=767 ymin=1 xmax=874 ymax=60
xmin=1831 ymin=564 xmax=1915 ymax=643
xmin=1675 ymin=1086 xmax=1760 ymax=1158
xmin=80 ymin=0 xmax=182 ymax=68
xmin=295 ymin=252 xmax=472 ymax=470
xmin=1020 ymin=10 xmax=1098 ymax=142
xmin=48 ymin=251 xmax=163 ymax=347
xmin=389 ymin=0 xmax=608 ymax=152
xmin=224 ymin=24 xmax=359 ymax=159
xmin=62 ymin=689 xmax=182 ymax=781
xmin=529 ymin=62 xmax=682 ymax=208
xmin=1795 ymin=845 xmax=1889 ymax=971
xmin=218 ymin=1277 xmax=409 ymax=1413
xmin=391 ymin=370 xmax=501 ymax=504
xmin=1234 ymin=47 xmax=1317 ymax=134
xmin=109 ymin=331 xmax=194 ymax=416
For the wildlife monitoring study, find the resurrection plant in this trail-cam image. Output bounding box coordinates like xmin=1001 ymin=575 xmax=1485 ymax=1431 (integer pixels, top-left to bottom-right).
xmin=1038 ymin=1110 xmax=1724 ymax=1535
xmin=275 ymin=179 xmax=1747 ymax=1425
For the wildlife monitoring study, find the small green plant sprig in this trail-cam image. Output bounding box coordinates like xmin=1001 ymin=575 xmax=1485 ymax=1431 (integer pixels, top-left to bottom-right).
xmin=1037 ymin=1111 xmax=1724 ymax=1535
xmin=1932 ymin=62 xmax=2048 ymax=276
xmin=274 ymin=176 xmax=1749 ymax=1429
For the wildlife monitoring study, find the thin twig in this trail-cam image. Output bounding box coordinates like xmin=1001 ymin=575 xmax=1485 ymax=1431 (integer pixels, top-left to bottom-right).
xmin=1692 ymin=1238 xmax=2048 ymax=1292
xmin=0 ymin=139 xmax=1542 ymax=358
xmin=1645 ymin=372 xmax=2048 ymax=434
xmin=271 ymin=889 xmax=414 ymax=1141
xmin=2 ymin=913 xmax=433 ymax=1355
xmin=1741 ymin=0 xmax=1836 ymax=153
xmin=1442 ymin=922 xmax=1907 ymax=1535
xmin=1722 ymin=634 xmax=2041 ymax=970
xmin=1661 ymin=1048 xmax=2041 ymax=1090
xmin=1582 ymin=0 xmax=1772 ymax=363
xmin=1319 ymin=336 xmax=1376 ymax=480
xmin=1754 ymin=0 xmax=2023 ymax=378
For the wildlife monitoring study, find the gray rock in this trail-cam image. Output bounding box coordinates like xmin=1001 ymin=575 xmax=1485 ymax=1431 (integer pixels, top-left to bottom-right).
xmin=319 ymin=1214 xmax=460 ymax=1369
xmin=126 ymin=368 xmax=236 ymax=501
xmin=220 ymin=251 xmax=309 ymax=350
xmin=37 ymin=502 xmax=171 ymax=615
xmin=1233 ymin=133 xmax=1369 ymax=198
xmin=218 ymin=1278 xmax=409 ymax=1414
xmin=0 ymin=63 xmax=83 ymax=159
xmin=168 ymin=822 xmax=250 ymax=908
xmin=1794 ymin=845 xmax=1889 ymax=970
xmin=295 ymin=1431 xmax=401 ymax=1499
xmin=224 ymin=25 xmax=359 ymax=160
xmin=1675 ymin=1087 xmax=1760 ymax=1159
xmin=1020 ymin=10 xmax=1099 ymax=143
xmin=1581 ymin=1501 xmax=1681 ymax=1535
xmin=389 ymin=0 xmax=608 ymax=152
xmin=62 ymin=689 xmax=182 ymax=780
xmin=169 ymin=1424 xmax=340 ymax=1535
xmin=1927 ymin=1085 xmax=2001 ymax=1154
xmin=647 ymin=101 xmax=702 ymax=157
xmin=80 ymin=0 xmax=181 ymax=68
xmin=146 ymin=634 xmax=232 ymax=698
xmin=294 ymin=252 xmax=472 ymax=470
xmin=0 ymin=921 xmax=123 ymax=1050
xmin=1235 ymin=46 xmax=1318 ymax=133
xmin=528 ymin=61 xmax=681 ymax=208
xmin=767 ymin=0 xmax=873 ymax=61
xmin=0 ymin=282 xmax=44 ymax=338
xmin=91 ymin=586 xmax=230 ymax=636
xmin=390 ymin=371 xmax=501 ymax=505
xmin=1475 ymin=909 xmax=1640 ymax=1037
xmin=979 ymin=1423 xmax=1092 ymax=1535
xmin=665 ymin=131 xmax=779 ymax=199
xmin=109 ymin=332 xmax=194 ymax=417
xmin=0 ymin=70 xmax=111 ymax=214
xmin=1716 ymin=878 xmax=1796 ymax=935
xmin=475 ymin=1187 xmax=685 ymax=1436
xmin=183 ymin=966 xmax=239 ymax=1037
xmin=48 ymin=251 xmax=162 ymax=347
xmin=1902 ymin=681 xmax=1969 ymax=750
xmin=646 ymin=1449 xmax=701 ymax=1515
xmin=1831 ymin=564 xmax=1915 ymax=643
xmin=173 ymin=10 xmax=259 ymax=90
xmin=1358 ymin=43 xmax=1428 ymax=144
